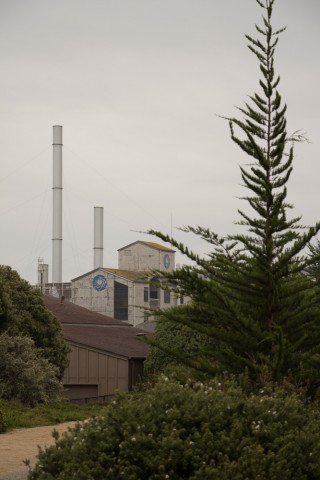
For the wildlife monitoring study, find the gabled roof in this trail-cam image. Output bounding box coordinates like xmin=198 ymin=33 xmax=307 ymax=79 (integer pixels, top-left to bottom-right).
xmin=71 ymin=267 xmax=102 ymax=282
xmin=118 ymin=240 xmax=174 ymax=252
xmin=43 ymin=295 xmax=150 ymax=359
xmin=62 ymin=324 xmax=149 ymax=359
xmin=105 ymin=268 xmax=150 ymax=282
xmin=43 ymin=295 xmax=124 ymax=326
xmin=71 ymin=267 xmax=154 ymax=283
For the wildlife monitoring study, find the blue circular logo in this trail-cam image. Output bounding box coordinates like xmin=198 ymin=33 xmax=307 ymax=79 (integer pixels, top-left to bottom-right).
xmin=92 ymin=274 xmax=107 ymax=291
xmin=163 ymin=254 xmax=170 ymax=269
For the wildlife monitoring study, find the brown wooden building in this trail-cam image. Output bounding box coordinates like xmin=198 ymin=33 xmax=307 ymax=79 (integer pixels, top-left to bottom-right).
xmin=43 ymin=295 xmax=150 ymax=401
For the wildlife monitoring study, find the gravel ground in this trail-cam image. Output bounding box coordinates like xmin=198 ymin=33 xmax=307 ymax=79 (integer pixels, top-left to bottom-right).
xmin=0 ymin=470 xmax=28 ymax=480
xmin=0 ymin=422 xmax=76 ymax=480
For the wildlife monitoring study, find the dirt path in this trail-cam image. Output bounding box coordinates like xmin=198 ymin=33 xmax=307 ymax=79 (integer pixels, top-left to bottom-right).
xmin=0 ymin=422 xmax=76 ymax=476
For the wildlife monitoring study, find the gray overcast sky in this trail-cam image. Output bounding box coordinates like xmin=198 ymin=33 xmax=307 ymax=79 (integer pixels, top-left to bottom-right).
xmin=0 ymin=0 xmax=319 ymax=284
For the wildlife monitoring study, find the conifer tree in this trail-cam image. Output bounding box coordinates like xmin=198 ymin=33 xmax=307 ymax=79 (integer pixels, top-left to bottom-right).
xmin=147 ymin=0 xmax=320 ymax=391
xmin=306 ymin=240 xmax=320 ymax=285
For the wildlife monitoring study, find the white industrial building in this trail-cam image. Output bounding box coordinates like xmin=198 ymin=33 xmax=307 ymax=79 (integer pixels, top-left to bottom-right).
xmin=39 ymin=126 xmax=184 ymax=329
xmin=71 ymin=240 xmax=178 ymax=329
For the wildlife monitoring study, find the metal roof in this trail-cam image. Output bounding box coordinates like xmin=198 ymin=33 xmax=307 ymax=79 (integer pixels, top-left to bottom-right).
xmin=71 ymin=267 xmax=153 ymax=283
xmin=105 ymin=268 xmax=150 ymax=282
xmin=118 ymin=240 xmax=174 ymax=252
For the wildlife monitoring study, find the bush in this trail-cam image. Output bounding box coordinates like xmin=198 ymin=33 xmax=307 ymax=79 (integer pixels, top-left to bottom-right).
xmin=28 ymin=375 xmax=320 ymax=479
xmin=0 ymin=407 xmax=7 ymax=433
xmin=0 ymin=399 xmax=108 ymax=431
xmin=0 ymin=333 xmax=62 ymax=406
xmin=0 ymin=265 xmax=69 ymax=377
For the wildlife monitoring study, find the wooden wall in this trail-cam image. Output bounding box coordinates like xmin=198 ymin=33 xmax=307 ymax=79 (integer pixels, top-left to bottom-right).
xmin=63 ymin=343 xmax=129 ymax=397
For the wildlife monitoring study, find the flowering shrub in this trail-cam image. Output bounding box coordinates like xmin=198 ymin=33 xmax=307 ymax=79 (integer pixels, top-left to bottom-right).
xmin=0 ymin=333 xmax=62 ymax=406
xmin=28 ymin=375 xmax=320 ymax=479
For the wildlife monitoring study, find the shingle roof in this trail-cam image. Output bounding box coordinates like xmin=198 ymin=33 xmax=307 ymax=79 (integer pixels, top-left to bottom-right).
xmin=62 ymin=324 xmax=149 ymax=359
xmin=43 ymin=295 xmax=125 ymax=326
xmin=42 ymin=295 xmax=150 ymax=359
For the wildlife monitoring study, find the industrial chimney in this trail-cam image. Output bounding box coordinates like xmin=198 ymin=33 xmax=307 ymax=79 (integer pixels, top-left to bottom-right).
xmin=52 ymin=125 xmax=63 ymax=284
xmin=93 ymin=206 xmax=104 ymax=269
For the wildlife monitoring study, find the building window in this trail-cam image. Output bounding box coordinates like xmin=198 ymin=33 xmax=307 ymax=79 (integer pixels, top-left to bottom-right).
xmin=150 ymin=277 xmax=159 ymax=300
xmin=144 ymin=287 xmax=149 ymax=302
xmin=164 ymin=290 xmax=170 ymax=304
xmin=179 ymin=296 xmax=184 ymax=305
xmin=114 ymin=281 xmax=128 ymax=320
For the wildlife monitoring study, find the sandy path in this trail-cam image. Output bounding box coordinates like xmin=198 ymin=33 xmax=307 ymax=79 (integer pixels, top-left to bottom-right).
xmin=0 ymin=422 xmax=76 ymax=476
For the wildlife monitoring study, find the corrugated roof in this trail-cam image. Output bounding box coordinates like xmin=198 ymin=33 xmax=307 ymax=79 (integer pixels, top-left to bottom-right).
xmin=72 ymin=267 xmax=153 ymax=283
xmin=71 ymin=268 xmax=102 ymax=282
xmin=118 ymin=240 xmax=174 ymax=252
xmin=142 ymin=241 xmax=174 ymax=252
xmin=105 ymin=268 xmax=150 ymax=282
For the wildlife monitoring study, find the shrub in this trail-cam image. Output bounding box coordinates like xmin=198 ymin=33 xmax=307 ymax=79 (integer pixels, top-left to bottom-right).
xmin=0 ymin=333 xmax=62 ymax=406
xmin=0 ymin=407 xmax=7 ymax=433
xmin=28 ymin=375 xmax=320 ymax=479
xmin=0 ymin=399 xmax=108 ymax=431
xmin=0 ymin=265 xmax=69 ymax=377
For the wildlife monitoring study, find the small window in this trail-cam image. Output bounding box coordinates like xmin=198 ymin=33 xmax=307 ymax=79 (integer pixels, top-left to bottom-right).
xmin=144 ymin=287 xmax=149 ymax=302
xmin=164 ymin=290 xmax=170 ymax=304
xmin=180 ymin=296 xmax=184 ymax=305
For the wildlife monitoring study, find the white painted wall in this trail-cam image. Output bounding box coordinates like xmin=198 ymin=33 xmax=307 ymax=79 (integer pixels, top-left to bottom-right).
xmin=119 ymin=242 xmax=175 ymax=272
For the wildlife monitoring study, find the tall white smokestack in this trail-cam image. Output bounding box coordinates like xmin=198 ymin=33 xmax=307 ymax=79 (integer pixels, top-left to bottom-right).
xmin=52 ymin=125 xmax=63 ymax=284
xmin=94 ymin=206 xmax=104 ymax=269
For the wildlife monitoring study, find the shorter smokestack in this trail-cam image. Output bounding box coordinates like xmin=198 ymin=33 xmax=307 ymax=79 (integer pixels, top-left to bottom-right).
xmin=93 ymin=206 xmax=104 ymax=269
xmin=37 ymin=258 xmax=49 ymax=293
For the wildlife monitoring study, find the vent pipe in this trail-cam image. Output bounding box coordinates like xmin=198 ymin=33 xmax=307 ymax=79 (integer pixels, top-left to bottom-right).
xmin=52 ymin=125 xmax=63 ymax=284
xmin=93 ymin=206 xmax=104 ymax=269
xmin=37 ymin=258 xmax=49 ymax=293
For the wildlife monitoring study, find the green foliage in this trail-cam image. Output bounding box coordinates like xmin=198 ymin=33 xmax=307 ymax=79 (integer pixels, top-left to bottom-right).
xmin=0 ymin=265 xmax=69 ymax=377
xmin=144 ymin=312 xmax=212 ymax=376
xmin=0 ymin=407 xmax=7 ymax=433
xmin=0 ymin=333 xmax=63 ymax=406
xmin=147 ymin=0 xmax=320 ymax=390
xmin=306 ymin=239 xmax=320 ymax=284
xmin=28 ymin=374 xmax=320 ymax=479
xmin=0 ymin=399 xmax=108 ymax=431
